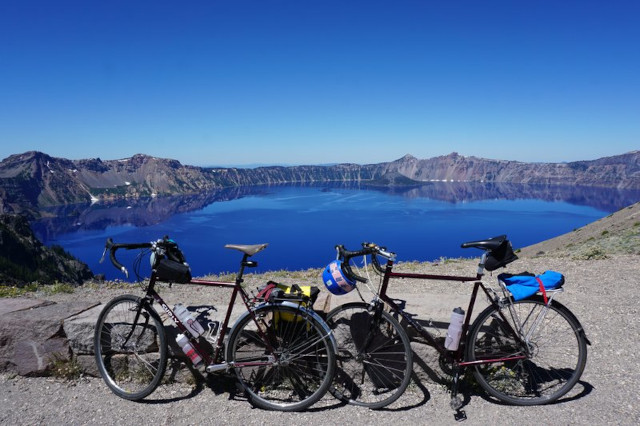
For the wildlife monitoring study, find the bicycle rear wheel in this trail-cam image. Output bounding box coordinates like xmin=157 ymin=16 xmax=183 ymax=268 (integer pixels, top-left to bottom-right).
xmin=94 ymin=294 xmax=168 ymax=400
xmin=326 ymin=302 xmax=413 ymax=409
xmin=466 ymin=296 xmax=587 ymax=405
xmin=225 ymin=303 xmax=335 ymax=411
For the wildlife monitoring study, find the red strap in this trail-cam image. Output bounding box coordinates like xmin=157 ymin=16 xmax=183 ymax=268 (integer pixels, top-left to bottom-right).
xmin=535 ymin=277 xmax=548 ymax=304
xmin=256 ymin=281 xmax=278 ymax=301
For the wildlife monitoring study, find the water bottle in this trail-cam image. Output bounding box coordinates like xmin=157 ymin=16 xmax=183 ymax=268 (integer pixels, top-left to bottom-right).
xmin=176 ymin=333 xmax=203 ymax=367
xmin=174 ymin=304 xmax=205 ymax=337
xmin=444 ymin=307 xmax=465 ymax=351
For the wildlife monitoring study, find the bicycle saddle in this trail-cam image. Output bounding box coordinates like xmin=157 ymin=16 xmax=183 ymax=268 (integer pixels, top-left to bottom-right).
xmin=460 ymin=235 xmax=507 ymax=250
xmin=225 ymin=243 xmax=268 ymax=256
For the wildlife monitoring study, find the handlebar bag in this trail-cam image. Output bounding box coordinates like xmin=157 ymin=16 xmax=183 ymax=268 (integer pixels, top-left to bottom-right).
xmin=156 ymin=258 xmax=192 ymax=284
xmin=154 ymin=241 xmax=191 ymax=283
xmin=499 ymin=271 xmax=565 ymax=301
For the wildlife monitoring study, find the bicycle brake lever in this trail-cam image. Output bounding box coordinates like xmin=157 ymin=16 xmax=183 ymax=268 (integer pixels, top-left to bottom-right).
xmin=121 ymin=267 xmax=129 ymax=279
xmin=99 ymin=247 xmax=107 ymax=264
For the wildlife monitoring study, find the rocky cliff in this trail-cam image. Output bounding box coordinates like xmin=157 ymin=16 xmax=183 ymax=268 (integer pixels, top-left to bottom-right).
xmin=1 ymin=150 xmax=639 ymax=218
xmin=0 ymin=214 xmax=93 ymax=286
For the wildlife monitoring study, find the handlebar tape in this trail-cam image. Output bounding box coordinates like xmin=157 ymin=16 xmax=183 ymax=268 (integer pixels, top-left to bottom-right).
xmin=342 ymin=262 xmax=367 ymax=283
xmin=109 ymin=248 xmax=127 ymax=277
xmin=335 ymin=245 xmax=380 ymax=283
xmin=369 ymin=253 xmax=387 ymax=274
xmin=336 ymin=245 xmax=376 ymax=261
xmin=104 ymin=239 xmax=151 ymax=277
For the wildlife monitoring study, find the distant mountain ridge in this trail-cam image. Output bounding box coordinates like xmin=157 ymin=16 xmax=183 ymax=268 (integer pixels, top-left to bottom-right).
xmin=376 ymin=152 xmax=640 ymax=188
xmin=1 ymin=150 xmax=639 ymax=218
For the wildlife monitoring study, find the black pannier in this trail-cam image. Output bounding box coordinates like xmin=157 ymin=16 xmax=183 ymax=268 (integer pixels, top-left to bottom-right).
xmin=484 ymin=239 xmax=518 ymax=271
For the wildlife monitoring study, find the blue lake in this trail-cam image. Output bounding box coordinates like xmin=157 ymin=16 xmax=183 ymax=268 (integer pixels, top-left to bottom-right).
xmin=32 ymin=183 xmax=640 ymax=281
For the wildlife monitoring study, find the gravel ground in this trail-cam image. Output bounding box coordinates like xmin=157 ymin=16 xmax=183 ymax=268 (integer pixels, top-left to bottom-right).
xmin=2 ymin=254 xmax=639 ymax=425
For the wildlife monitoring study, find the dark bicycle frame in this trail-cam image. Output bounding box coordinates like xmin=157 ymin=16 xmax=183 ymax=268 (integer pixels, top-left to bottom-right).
xmin=115 ymin=245 xmax=286 ymax=371
xmin=370 ymin=256 xmax=527 ymax=386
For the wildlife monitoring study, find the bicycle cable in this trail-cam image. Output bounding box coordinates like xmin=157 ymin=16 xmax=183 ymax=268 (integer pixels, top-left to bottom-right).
xmin=364 ymin=254 xmax=382 ymax=299
xmin=361 ymin=256 xmax=376 ymax=294
xmin=353 ymin=255 xmax=383 ymax=300
xmin=132 ymin=248 xmax=151 ymax=288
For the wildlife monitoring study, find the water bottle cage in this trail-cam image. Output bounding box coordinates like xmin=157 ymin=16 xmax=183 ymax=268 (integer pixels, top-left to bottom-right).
xmin=203 ymin=321 xmax=221 ymax=345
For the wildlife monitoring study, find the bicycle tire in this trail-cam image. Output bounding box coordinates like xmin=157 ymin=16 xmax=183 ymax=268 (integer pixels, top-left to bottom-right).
xmin=326 ymin=302 xmax=413 ymax=409
xmin=94 ymin=294 xmax=168 ymax=400
xmin=466 ymin=296 xmax=587 ymax=405
xmin=225 ymin=303 xmax=336 ymax=411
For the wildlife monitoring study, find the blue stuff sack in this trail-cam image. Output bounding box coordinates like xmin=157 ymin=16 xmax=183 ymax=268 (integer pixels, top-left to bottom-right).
xmin=498 ymin=271 xmax=565 ymax=301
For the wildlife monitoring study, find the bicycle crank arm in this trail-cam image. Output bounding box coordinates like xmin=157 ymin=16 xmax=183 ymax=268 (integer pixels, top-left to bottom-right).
xmin=206 ymin=354 xmax=277 ymax=373
xmin=206 ymin=362 xmax=231 ymax=373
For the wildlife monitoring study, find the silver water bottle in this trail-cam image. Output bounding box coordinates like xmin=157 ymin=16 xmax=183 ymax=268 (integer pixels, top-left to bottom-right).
xmin=444 ymin=307 xmax=465 ymax=351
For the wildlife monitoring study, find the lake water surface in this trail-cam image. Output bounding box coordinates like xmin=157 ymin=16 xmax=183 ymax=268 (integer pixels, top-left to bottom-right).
xmin=33 ymin=182 xmax=639 ymax=280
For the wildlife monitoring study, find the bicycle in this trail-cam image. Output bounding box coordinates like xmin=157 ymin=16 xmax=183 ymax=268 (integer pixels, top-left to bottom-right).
xmin=324 ymin=235 xmax=589 ymax=412
xmin=93 ymin=236 xmax=336 ymax=412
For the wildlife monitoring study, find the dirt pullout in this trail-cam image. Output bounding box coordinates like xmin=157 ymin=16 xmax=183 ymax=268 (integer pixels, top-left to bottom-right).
xmin=2 ymin=253 xmax=640 ymax=425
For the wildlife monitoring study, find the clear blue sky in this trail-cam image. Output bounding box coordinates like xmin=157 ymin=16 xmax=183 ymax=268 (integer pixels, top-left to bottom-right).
xmin=1 ymin=0 xmax=638 ymax=166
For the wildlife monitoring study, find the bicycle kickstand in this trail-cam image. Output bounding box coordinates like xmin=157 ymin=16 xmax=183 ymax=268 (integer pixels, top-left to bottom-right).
xmin=450 ymin=368 xmax=467 ymax=422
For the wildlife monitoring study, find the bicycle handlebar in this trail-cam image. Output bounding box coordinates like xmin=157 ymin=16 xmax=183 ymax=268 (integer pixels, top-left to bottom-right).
xmin=101 ymin=238 xmax=152 ymax=278
xmin=335 ymin=242 xmax=396 ymax=283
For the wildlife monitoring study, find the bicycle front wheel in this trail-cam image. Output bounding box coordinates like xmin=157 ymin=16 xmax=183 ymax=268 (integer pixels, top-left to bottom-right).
xmin=326 ymin=302 xmax=413 ymax=409
xmin=94 ymin=295 xmax=168 ymax=400
xmin=225 ymin=303 xmax=335 ymax=411
xmin=466 ymin=296 xmax=587 ymax=405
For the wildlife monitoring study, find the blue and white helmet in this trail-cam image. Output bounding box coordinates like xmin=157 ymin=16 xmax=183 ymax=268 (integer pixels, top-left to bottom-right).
xmin=323 ymin=260 xmax=356 ymax=295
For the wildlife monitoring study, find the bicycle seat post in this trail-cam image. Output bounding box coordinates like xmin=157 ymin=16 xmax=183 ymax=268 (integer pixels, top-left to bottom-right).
xmin=476 ymin=252 xmax=488 ymax=277
xmin=236 ymin=254 xmax=249 ymax=285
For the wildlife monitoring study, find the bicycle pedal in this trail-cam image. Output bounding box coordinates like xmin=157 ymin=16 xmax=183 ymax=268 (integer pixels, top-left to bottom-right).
xmin=454 ymin=409 xmax=467 ymax=422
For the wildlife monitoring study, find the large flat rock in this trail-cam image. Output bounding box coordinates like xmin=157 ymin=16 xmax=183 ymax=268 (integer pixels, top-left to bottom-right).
xmin=0 ymin=298 xmax=52 ymax=316
xmin=62 ymin=304 xmax=103 ymax=356
xmin=0 ymin=298 xmax=99 ymax=375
